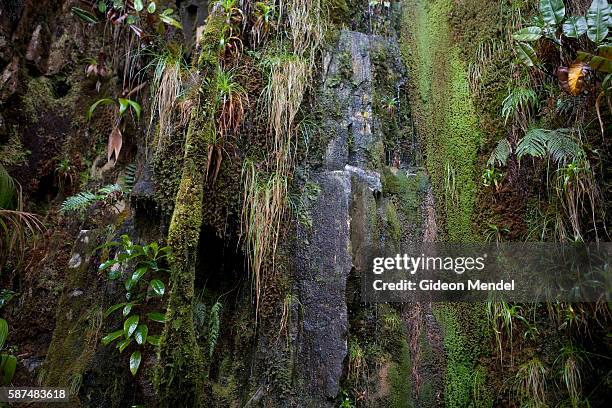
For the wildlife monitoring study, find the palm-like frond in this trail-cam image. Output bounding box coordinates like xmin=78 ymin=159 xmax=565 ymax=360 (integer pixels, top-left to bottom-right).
xmin=0 ymin=164 xmax=45 ymax=271
xmin=60 ymin=191 xmax=97 ymax=214
xmin=488 ymin=138 xmax=512 ymax=166
xmin=517 ymin=128 xmax=550 ymax=160
xmin=547 ymin=129 xmax=584 ymax=165
xmin=502 ymin=87 xmax=539 ymax=126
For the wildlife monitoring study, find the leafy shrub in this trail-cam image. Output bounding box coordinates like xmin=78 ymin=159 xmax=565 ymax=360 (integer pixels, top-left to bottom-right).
xmin=98 ymin=235 xmax=171 ymax=376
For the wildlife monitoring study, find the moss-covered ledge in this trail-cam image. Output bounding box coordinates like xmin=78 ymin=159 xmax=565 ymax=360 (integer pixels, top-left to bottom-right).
xmin=154 ymin=113 xmax=207 ymax=406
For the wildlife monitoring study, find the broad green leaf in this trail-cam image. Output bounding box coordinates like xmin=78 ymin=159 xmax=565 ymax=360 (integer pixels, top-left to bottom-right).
xmin=513 ymin=26 xmax=543 ymax=41
xmin=123 ymin=303 xmax=133 ymax=317
xmin=150 ymin=279 xmax=165 ymax=297
xmin=98 ymin=2 xmax=107 ymax=13
xmin=104 ymin=302 xmax=127 ymax=318
xmin=101 ymin=329 xmax=124 ymax=345
xmin=149 ymin=242 xmax=159 ymax=256
xmin=147 ymin=2 xmax=157 ymax=13
xmin=577 ymin=50 xmax=612 ymax=72
xmin=147 ymin=311 xmax=165 ymax=323
xmin=540 ymin=0 xmax=566 ymax=26
xmin=600 ymin=45 xmax=612 ymax=59
xmin=134 ymin=0 xmax=144 ymax=12
xmin=562 ymin=16 xmax=588 ymax=38
xmin=118 ymin=98 xmax=129 ymax=117
xmin=162 ymin=8 xmax=174 ymax=16
xmin=113 ymin=0 xmax=125 ymax=9
xmin=516 ymin=42 xmax=538 ymax=67
xmin=99 ymin=258 xmax=119 ymax=271
xmin=146 ymin=335 xmax=161 ymax=346
xmin=131 ymin=266 xmax=148 ymax=284
xmin=87 ymin=98 xmax=115 ymax=121
xmin=117 ymin=337 xmax=132 ymax=352
xmin=130 ymin=351 xmax=141 ymax=375
xmin=0 ymin=319 xmax=7 ymax=350
xmin=587 ymin=0 xmax=611 ymax=44
xmin=134 ymin=324 xmax=148 ymax=345
xmin=160 ymin=14 xmax=183 ymax=29
xmin=0 ymin=354 xmax=16 ymax=385
xmin=125 ymin=277 xmax=136 ymax=291
xmin=124 ymin=315 xmax=139 ymax=338
xmin=71 ymin=7 xmax=99 ymax=24
xmin=126 ymin=99 xmax=142 ymax=120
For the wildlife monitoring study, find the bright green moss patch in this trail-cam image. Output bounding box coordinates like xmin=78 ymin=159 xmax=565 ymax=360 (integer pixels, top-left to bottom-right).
xmin=400 ymin=0 xmax=480 ymax=242
xmin=387 ymin=338 xmax=414 ymax=408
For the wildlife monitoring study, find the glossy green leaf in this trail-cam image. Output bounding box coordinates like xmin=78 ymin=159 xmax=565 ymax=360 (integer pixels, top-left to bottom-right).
xmin=131 ymin=266 xmax=148 ymax=284
xmin=71 ymin=7 xmax=99 ymax=24
xmin=134 ymin=324 xmax=148 ymax=345
xmin=126 ymin=99 xmax=142 ymax=120
xmin=99 ymin=258 xmax=119 ymax=271
xmin=130 ymin=351 xmax=141 ymax=376
xmin=134 ymin=0 xmax=144 ymax=12
xmin=147 ymin=312 xmax=165 ymax=323
xmin=540 ymin=0 xmax=566 ymax=26
xmin=123 ymin=303 xmax=133 ymax=317
xmin=98 ymin=2 xmax=107 ymax=12
xmin=147 ymin=2 xmax=157 ymax=13
xmin=562 ymin=16 xmax=588 ymax=38
xmin=0 ymin=354 xmax=16 ymax=385
xmin=146 ymin=335 xmax=161 ymax=346
xmin=104 ymin=302 xmax=127 ymax=318
xmin=125 ymin=277 xmax=136 ymax=291
xmin=150 ymin=279 xmax=165 ymax=297
xmin=160 ymin=14 xmax=183 ymax=29
xmin=101 ymin=329 xmax=124 ymax=345
xmin=117 ymin=337 xmax=132 ymax=352
xmin=513 ymin=26 xmax=543 ymax=41
xmin=587 ymin=0 xmax=611 ymax=44
xmin=577 ymin=50 xmax=612 ymax=72
xmin=124 ymin=315 xmax=139 ymax=338
xmin=87 ymin=98 xmax=115 ymax=121
xmin=516 ymin=42 xmax=538 ymax=66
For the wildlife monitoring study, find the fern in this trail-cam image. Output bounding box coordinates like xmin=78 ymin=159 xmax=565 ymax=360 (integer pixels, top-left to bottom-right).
xmin=207 ymin=301 xmax=222 ymax=358
xmin=60 ymin=184 xmax=123 ymax=215
xmin=516 ymin=128 xmax=585 ymax=164
xmin=488 ymin=138 xmax=512 ymax=166
xmin=60 ymin=191 xmax=97 ymax=214
xmin=502 ymin=87 xmax=539 ymax=124
xmin=98 ymin=183 xmax=121 ymax=196
xmin=124 ymin=163 xmax=137 ymax=193
xmin=517 ymin=128 xmax=550 ymax=161
xmin=547 ymin=129 xmax=584 ymax=165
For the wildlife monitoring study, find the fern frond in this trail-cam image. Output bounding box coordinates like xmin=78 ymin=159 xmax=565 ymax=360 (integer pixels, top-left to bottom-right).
xmin=60 ymin=191 xmax=97 ymax=214
xmin=546 ymin=129 xmax=584 ymax=165
xmin=124 ymin=164 xmax=137 ymax=193
xmin=517 ymin=128 xmax=551 ymax=161
xmin=488 ymin=138 xmax=512 ymax=166
xmin=207 ymin=302 xmax=222 ymax=358
xmin=502 ymin=87 xmax=539 ymax=124
xmin=98 ymin=184 xmax=122 ymax=196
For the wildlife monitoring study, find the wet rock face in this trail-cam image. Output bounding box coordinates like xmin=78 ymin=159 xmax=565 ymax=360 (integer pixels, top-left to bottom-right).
xmin=293 ymin=29 xmax=403 ymax=406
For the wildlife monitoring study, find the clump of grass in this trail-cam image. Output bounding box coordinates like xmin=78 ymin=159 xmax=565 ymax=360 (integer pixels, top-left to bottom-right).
xmin=513 ymin=358 xmax=547 ymax=408
xmin=148 ymin=46 xmax=187 ymax=153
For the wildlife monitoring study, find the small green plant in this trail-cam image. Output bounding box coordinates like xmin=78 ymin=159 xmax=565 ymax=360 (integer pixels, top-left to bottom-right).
xmin=60 ymin=184 xmax=124 ymax=215
xmin=98 ymin=235 xmax=171 ymax=376
xmin=484 ymin=224 xmax=509 ymax=243
xmin=87 ymin=97 xmax=141 ymax=164
xmin=482 ymin=166 xmax=504 ymax=191
xmin=513 ymin=357 xmax=547 ymax=408
xmin=251 ymin=1 xmax=277 ymax=45
xmin=381 ymin=96 xmax=399 ymax=116
xmin=338 ymin=390 xmax=355 ymax=408
xmin=54 ymin=157 xmax=77 ymax=194
xmin=0 ymin=318 xmax=16 ymax=385
xmin=207 ymin=301 xmax=222 ymax=358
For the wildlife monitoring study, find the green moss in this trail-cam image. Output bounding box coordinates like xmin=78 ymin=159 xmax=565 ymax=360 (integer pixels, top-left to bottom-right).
xmin=385 ymin=202 xmax=402 ymax=244
xmin=433 ymin=303 xmax=490 ymax=408
xmin=400 ymin=0 xmax=480 ymax=242
xmin=387 ymin=338 xmax=414 ymax=408
xmin=381 ymin=167 xmax=429 ymax=237
xmin=0 ymin=128 xmax=30 ymax=167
